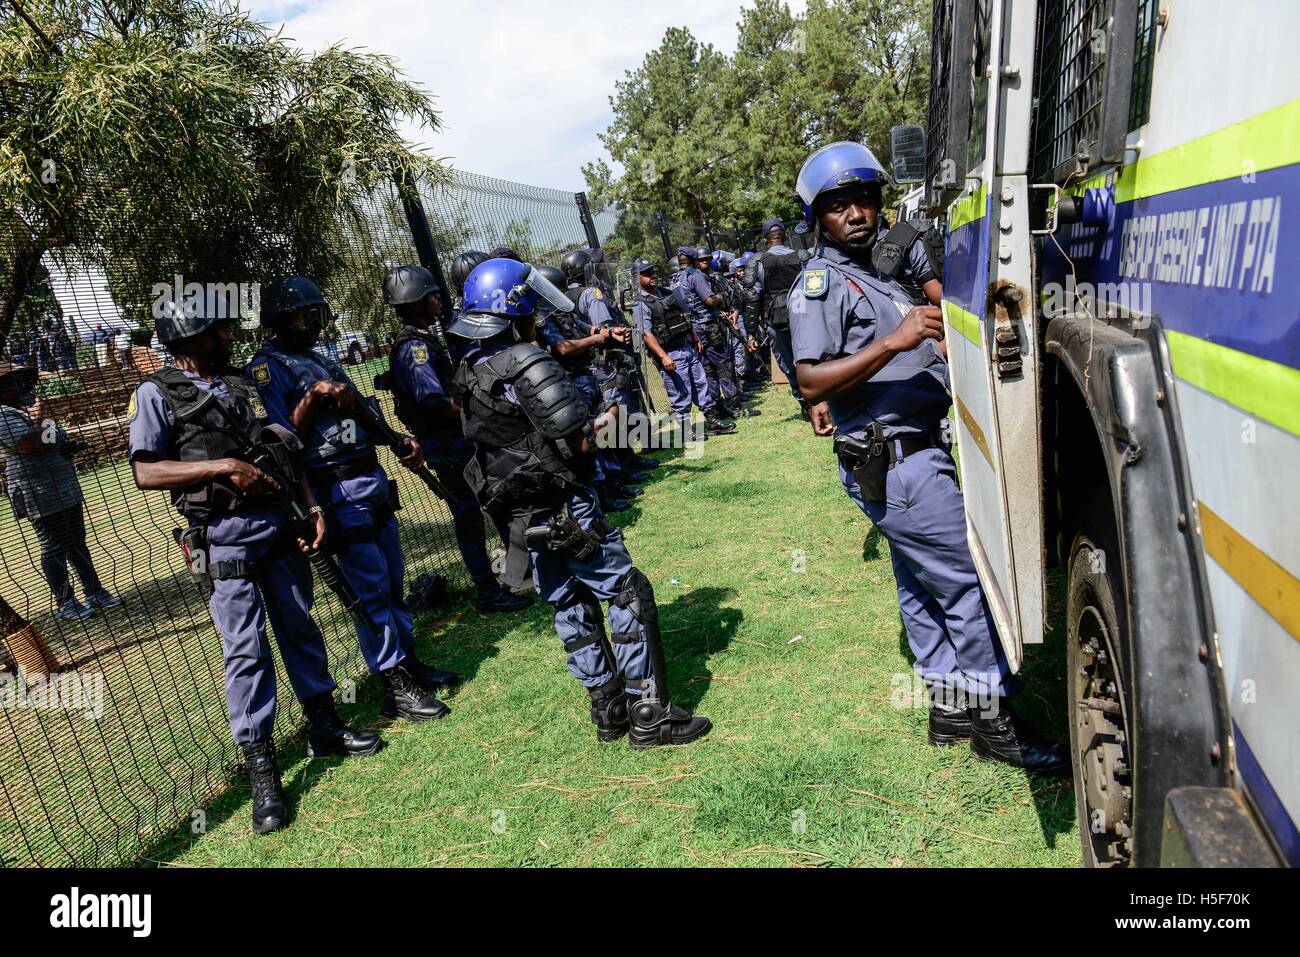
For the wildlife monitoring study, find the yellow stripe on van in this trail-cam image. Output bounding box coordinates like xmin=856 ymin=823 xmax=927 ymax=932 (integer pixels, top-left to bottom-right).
xmin=1200 ymin=502 xmax=1300 ymax=642
xmin=944 ymin=301 xmax=982 ymax=347
xmin=1066 ymin=98 xmax=1300 ymax=202
xmin=1167 ymin=331 xmax=1300 ymax=439
xmin=1114 ymin=98 xmax=1300 ymax=203
xmin=948 ymin=183 xmax=988 ymax=231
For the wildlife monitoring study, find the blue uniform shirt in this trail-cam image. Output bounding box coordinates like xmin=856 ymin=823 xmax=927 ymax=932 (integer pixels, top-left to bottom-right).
xmin=788 ymin=242 xmax=949 ymax=440
xmin=390 ymin=333 xmax=469 ymax=465
xmin=245 ymin=342 xmax=376 ymax=471
xmin=672 ymin=268 xmax=717 ymax=329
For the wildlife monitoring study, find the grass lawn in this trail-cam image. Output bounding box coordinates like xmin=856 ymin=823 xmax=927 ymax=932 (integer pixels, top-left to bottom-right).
xmin=159 ymin=384 xmax=1082 ymax=868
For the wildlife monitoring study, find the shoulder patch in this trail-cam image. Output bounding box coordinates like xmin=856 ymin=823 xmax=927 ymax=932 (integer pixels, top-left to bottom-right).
xmin=250 ymin=362 xmax=271 ymax=386
xmin=127 ymin=391 xmax=138 ymax=422
xmin=411 ymin=343 xmax=429 ymax=365
xmin=591 ymin=288 xmax=603 ymax=300
xmin=802 ymin=269 xmax=829 ymax=298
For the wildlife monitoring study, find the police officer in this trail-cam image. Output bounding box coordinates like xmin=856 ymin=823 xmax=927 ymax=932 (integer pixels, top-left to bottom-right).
xmin=379 ymin=264 xmax=531 ymax=614
xmin=671 ymin=247 xmax=741 ymax=421
xmin=447 ymin=251 xmax=490 ymax=365
xmin=746 ymin=219 xmax=811 ymax=419
xmin=247 ymin=276 xmax=454 ymax=723
xmin=129 ymin=294 xmax=382 ymax=834
xmin=565 ymin=249 xmax=660 ymax=476
xmin=448 ymin=258 xmax=711 ymax=747
xmin=629 ymin=259 xmax=735 ymax=441
xmin=720 ymin=254 xmax=759 ymax=390
xmin=537 ymin=251 xmax=641 ymax=512
xmin=788 ymin=142 xmax=1067 ymax=774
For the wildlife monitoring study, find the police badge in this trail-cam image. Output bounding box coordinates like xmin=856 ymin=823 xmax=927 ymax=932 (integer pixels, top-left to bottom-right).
xmin=411 ymin=344 xmax=429 ymax=365
xmin=250 ymin=362 xmax=271 ymax=386
xmin=802 ymin=269 xmax=829 ymax=298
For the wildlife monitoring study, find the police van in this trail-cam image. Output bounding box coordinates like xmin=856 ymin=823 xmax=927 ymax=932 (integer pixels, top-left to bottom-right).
xmin=896 ymin=0 xmax=1298 ymax=866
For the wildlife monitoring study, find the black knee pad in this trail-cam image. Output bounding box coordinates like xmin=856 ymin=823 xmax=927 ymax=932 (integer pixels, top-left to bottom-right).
xmin=610 ymin=566 xmax=657 ymax=626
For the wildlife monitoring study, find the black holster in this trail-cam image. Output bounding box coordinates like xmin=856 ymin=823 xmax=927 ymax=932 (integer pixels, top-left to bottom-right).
xmin=174 ymin=526 xmax=214 ymax=599
xmin=834 ymin=425 xmax=889 ymax=504
xmin=524 ymin=506 xmax=610 ymax=561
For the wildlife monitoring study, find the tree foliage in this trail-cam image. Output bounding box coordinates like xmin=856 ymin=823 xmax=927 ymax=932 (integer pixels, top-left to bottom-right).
xmin=0 ymin=0 xmax=448 ymax=338
xmin=586 ymin=0 xmax=930 ymax=259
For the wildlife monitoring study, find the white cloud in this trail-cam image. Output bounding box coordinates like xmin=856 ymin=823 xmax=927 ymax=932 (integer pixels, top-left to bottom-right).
xmin=246 ymin=0 xmax=802 ymax=191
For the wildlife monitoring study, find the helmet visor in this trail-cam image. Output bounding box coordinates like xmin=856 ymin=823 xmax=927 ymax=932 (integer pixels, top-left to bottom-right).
xmin=523 ymin=265 xmax=574 ymax=321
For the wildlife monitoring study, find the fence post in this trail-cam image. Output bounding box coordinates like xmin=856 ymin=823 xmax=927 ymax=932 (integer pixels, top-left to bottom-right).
xmin=654 ymin=211 xmax=674 ymax=263
xmin=394 ymin=168 xmax=455 ymax=326
xmin=574 ymin=192 xmax=602 ymax=250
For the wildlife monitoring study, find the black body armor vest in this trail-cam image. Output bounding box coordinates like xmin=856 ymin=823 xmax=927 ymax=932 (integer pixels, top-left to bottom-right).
xmin=451 ymin=342 xmax=592 ymax=515
xmin=641 ymin=291 xmax=692 ymax=350
xmin=146 ymin=366 xmax=268 ymax=522
xmin=756 ymin=249 xmax=803 ymax=327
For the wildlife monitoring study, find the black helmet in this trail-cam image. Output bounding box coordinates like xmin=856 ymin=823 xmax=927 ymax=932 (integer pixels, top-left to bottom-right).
xmin=261 ymin=276 xmax=327 ymax=322
xmin=560 ymin=247 xmax=593 ymax=285
xmin=383 ymin=264 xmax=439 ymax=307
xmin=261 ymin=276 xmax=329 ymax=350
xmin=694 ymin=245 xmax=710 ymax=262
xmin=154 ymin=282 xmax=243 ymax=346
xmin=534 ymin=264 xmax=567 ymax=291
xmin=450 ymin=251 xmax=488 ymax=297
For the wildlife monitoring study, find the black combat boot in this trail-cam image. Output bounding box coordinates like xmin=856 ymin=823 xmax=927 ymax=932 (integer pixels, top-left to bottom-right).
xmin=588 ymin=677 xmax=630 ymax=743
xmin=927 ymin=687 xmax=973 ymax=746
xmin=380 ymin=664 xmax=450 ymax=722
xmin=969 ymin=700 xmax=1070 ymax=775
xmin=632 ymin=455 xmax=659 ymax=470
xmin=403 ymin=654 xmax=460 ymax=690
xmin=474 ymin=583 xmax=532 ymax=613
xmin=303 ymin=692 xmax=383 ymax=758
xmin=242 ymin=741 xmax=287 ymax=834
xmin=928 ymin=702 xmax=973 ymax=746
xmin=596 ymin=482 xmax=632 ymax=513
xmin=627 ymin=695 xmax=711 ymax=750
xmin=705 ymin=415 xmax=737 ymax=435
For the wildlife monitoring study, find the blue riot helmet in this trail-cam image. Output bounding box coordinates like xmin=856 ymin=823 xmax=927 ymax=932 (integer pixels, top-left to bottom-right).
xmin=448 ymin=258 xmax=574 ymax=340
xmin=795 ymin=141 xmax=888 ymax=225
xmin=261 ymin=276 xmax=330 ymax=349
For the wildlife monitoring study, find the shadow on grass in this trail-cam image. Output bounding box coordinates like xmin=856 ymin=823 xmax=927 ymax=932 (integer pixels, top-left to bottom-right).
xmin=658 ymin=585 xmax=740 ymax=712
xmin=889 ymin=570 xmax=1076 ymax=852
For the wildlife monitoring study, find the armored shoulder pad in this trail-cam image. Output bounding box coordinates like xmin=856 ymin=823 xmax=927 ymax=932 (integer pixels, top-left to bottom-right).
xmin=503 ymin=343 xmax=589 ymax=440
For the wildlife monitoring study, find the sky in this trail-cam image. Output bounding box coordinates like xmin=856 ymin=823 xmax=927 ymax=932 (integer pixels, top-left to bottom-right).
xmin=246 ymin=0 xmax=805 ymax=192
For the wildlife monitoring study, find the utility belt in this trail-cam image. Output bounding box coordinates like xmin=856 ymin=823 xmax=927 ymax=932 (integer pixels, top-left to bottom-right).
xmin=173 ymin=523 xmax=300 ymax=599
xmin=833 ymin=424 xmax=935 ymax=504
xmin=656 ymin=332 xmax=691 ymax=353
xmin=309 ymin=449 xmax=380 ymax=486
